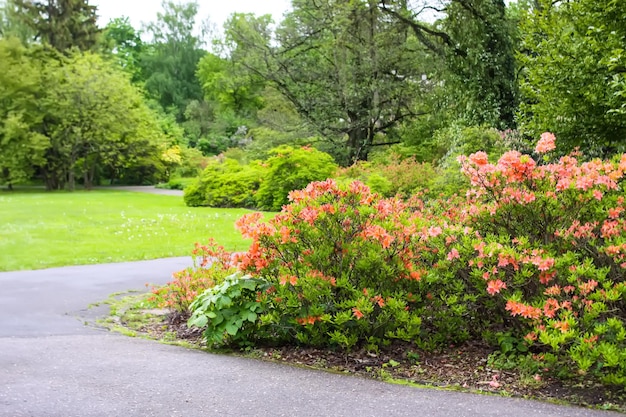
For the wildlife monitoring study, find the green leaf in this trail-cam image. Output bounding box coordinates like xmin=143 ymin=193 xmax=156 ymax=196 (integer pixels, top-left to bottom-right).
xmin=188 ymin=315 xmax=208 ymax=328
xmin=225 ymin=323 xmax=238 ymax=335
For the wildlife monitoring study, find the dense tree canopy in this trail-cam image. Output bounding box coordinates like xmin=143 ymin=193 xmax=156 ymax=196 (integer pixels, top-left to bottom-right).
xmin=518 ymin=0 xmax=626 ymax=155
xmin=103 ymin=17 xmax=144 ymax=83
xmin=0 ymin=0 xmax=36 ymax=42
xmin=1 ymin=0 xmax=624 ymax=189
xmin=0 ymin=38 xmax=47 ymax=188
xmin=40 ymin=52 xmax=166 ymax=190
xmin=140 ymin=0 xmax=206 ymax=122
xmin=379 ymin=0 xmax=518 ymax=129
xmin=224 ymin=2 xmax=429 ymax=163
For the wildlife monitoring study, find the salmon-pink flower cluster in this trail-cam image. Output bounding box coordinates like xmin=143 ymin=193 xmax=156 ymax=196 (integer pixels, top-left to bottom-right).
xmin=486 ymin=279 xmax=507 ymax=295
xmin=535 ymin=132 xmax=556 ymax=154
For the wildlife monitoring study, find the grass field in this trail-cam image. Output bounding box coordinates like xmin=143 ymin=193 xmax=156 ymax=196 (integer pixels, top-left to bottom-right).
xmin=0 ymin=190 xmax=255 ymax=272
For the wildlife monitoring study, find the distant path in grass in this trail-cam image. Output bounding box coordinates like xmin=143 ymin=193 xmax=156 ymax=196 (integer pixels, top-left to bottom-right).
xmin=0 ymin=260 xmax=621 ymax=417
xmin=102 ymin=185 xmax=184 ymax=196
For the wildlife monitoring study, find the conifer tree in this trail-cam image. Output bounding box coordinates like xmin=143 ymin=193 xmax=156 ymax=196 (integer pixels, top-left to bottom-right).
xmin=14 ymin=0 xmax=100 ymax=52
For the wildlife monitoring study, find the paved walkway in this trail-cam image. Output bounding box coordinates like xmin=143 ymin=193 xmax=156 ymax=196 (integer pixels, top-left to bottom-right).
xmin=102 ymin=185 xmax=184 ymax=196
xmin=0 ymin=259 xmax=622 ymax=417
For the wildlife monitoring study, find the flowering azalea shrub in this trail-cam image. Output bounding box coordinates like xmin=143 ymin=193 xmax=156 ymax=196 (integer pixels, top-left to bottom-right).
xmin=455 ymin=132 xmax=626 ymax=385
xmin=149 ymin=239 xmax=236 ymax=312
xmin=233 ymin=180 xmax=430 ymax=350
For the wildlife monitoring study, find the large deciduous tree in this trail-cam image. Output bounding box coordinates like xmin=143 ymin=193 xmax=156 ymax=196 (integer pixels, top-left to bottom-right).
xmin=0 ymin=38 xmax=48 ymax=188
xmin=40 ymin=53 xmax=166 ymax=190
xmin=103 ymin=17 xmax=144 ymax=83
xmin=225 ymin=1 xmax=428 ymax=163
xmin=196 ymin=52 xmax=265 ymax=119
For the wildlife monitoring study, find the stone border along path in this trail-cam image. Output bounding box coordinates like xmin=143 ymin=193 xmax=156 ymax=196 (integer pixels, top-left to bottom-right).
xmin=0 ymin=188 xmax=622 ymax=416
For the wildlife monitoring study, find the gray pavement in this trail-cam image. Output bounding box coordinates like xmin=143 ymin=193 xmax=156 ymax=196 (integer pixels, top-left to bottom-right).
xmin=0 ymin=259 xmax=622 ymax=417
xmin=103 ymin=185 xmax=184 ymax=196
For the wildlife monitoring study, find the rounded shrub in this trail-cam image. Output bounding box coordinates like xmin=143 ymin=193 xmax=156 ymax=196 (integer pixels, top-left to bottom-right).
xmin=255 ymin=145 xmax=338 ymax=211
xmin=183 ymin=157 xmax=266 ymax=208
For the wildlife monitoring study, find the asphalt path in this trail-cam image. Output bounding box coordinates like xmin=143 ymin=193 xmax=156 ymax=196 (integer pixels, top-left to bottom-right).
xmin=102 ymin=185 xmax=184 ymax=196
xmin=0 ymin=260 xmax=622 ymax=417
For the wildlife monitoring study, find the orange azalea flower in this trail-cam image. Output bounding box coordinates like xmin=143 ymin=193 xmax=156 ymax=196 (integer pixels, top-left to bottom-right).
xmin=534 ymin=257 xmax=555 ymax=272
xmin=409 ymin=270 xmax=422 ymax=281
xmin=601 ymin=220 xmax=620 ymax=238
xmin=608 ymin=207 xmax=623 ymax=219
xmin=352 ymin=308 xmax=364 ymax=319
xmin=371 ymin=295 xmax=385 ymax=308
xmin=544 ymin=285 xmax=561 ymax=296
xmin=524 ymin=332 xmax=538 ymax=342
xmin=593 ymin=190 xmax=603 ymax=200
xmin=279 ymin=226 xmax=292 ymax=244
xmin=553 ymin=320 xmax=570 ymax=333
xmin=296 ymin=316 xmax=321 ymax=326
xmin=505 ymin=300 xmax=541 ymax=319
xmin=578 ymin=279 xmax=598 ymax=295
xmin=543 ymin=298 xmax=560 ymax=318
xmin=299 ymin=207 xmax=319 ymax=225
xmin=539 ymin=271 xmax=556 ymax=285
xmin=469 ymin=151 xmax=489 ymax=166
xmin=279 ymin=275 xmax=298 ymax=286
xmin=505 ymin=300 xmax=523 ymax=315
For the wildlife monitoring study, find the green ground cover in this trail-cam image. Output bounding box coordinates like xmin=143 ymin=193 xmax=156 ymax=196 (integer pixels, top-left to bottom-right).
xmin=0 ymin=190 xmax=252 ymax=272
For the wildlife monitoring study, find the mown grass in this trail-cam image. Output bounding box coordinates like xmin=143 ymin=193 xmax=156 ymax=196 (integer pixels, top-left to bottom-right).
xmin=0 ymin=189 xmax=254 ymax=272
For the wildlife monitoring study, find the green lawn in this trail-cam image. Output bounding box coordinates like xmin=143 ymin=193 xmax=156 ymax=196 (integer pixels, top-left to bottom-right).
xmin=0 ymin=190 xmax=254 ymax=272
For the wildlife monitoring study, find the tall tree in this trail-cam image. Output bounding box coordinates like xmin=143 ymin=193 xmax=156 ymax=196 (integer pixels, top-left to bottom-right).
xmin=140 ymin=0 xmax=206 ymax=122
xmin=103 ymin=17 xmax=144 ymax=83
xmin=13 ymin=0 xmax=101 ymax=52
xmin=225 ymin=1 xmax=428 ymax=163
xmin=196 ymin=52 xmax=265 ymax=119
xmin=194 ymin=51 xmax=266 ymax=152
xmin=0 ymin=37 xmax=48 ymax=188
xmin=40 ymin=52 xmax=166 ymax=190
xmin=380 ymin=0 xmax=519 ymax=129
xmin=518 ymin=0 xmax=626 ymax=155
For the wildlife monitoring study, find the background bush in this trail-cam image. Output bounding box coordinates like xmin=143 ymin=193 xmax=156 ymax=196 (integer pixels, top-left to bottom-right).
xmin=184 ymin=157 xmax=266 ymax=208
xmin=336 ymin=152 xmax=437 ymax=198
xmin=254 ymin=145 xmax=337 ymax=211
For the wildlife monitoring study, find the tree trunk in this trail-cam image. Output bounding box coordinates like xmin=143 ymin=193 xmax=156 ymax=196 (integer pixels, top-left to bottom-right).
xmin=67 ymin=170 xmax=75 ymax=191
xmin=347 ymin=126 xmax=370 ymax=163
xmin=83 ymin=163 xmax=95 ymax=190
